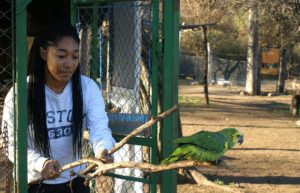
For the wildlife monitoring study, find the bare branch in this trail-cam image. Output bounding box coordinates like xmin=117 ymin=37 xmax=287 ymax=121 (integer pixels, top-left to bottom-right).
xmin=189 ymin=168 xmax=241 ymax=193
xmin=81 ymin=105 xmax=178 ymax=174
xmin=28 ymin=105 xmax=178 ymax=186
xmin=28 ymin=159 xmax=219 ymax=186
xmin=28 ymin=155 xmax=234 ymax=186
xmin=70 ymin=170 xmax=92 ymax=180
xmin=28 ymin=158 xmax=103 ymax=186
xmin=60 ymin=157 xmax=103 ymax=171
xmin=28 ymin=177 xmax=44 ymax=187
xmin=94 ymin=160 xmax=214 ymax=175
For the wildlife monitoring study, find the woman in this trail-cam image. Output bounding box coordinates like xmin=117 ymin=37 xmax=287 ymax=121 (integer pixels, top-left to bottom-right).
xmin=2 ymin=20 xmax=115 ymax=192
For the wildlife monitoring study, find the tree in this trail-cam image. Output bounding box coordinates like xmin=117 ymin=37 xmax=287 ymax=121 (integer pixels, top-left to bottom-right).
xmin=246 ymin=0 xmax=260 ymax=95
xmin=181 ymin=0 xmax=300 ymax=66
xmin=230 ymin=0 xmax=300 ymax=70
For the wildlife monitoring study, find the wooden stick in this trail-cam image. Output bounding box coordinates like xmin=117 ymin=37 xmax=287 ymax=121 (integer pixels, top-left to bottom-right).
xmin=28 ymin=156 xmax=233 ymax=186
xmin=88 ymin=159 xmax=233 ymax=177
xmin=139 ymin=80 xmax=151 ymax=109
xmin=106 ymin=107 xmax=121 ymax=114
xmin=90 ymin=160 xmax=214 ymax=175
xmin=81 ymin=105 xmax=178 ymax=174
xmin=111 ymin=105 xmax=177 ymax=154
xmin=28 ymin=105 xmax=178 ymax=186
xmin=28 ymin=156 xmax=234 ymax=187
xmin=60 ymin=157 xmax=103 ymax=171
xmin=28 ymin=158 xmax=103 ymax=186
xmin=189 ymin=168 xmax=241 ymax=193
xmin=29 ymin=158 xmax=215 ymax=180
xmin=36 ymin=158 xmax=213 ymax=186
xmin=70 ymin=170 xmax=92 ymax=180
xmin=28 ymin=177 xmax=45 ymax=186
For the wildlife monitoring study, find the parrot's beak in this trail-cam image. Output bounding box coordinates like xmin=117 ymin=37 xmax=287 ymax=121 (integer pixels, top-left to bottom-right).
xmin=238 ymin=136 xmax=244 ymax=145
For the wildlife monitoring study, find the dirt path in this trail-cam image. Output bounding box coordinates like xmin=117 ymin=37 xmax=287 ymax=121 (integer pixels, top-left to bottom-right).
xmin=177 ymin=79 xmax=300 ymax=193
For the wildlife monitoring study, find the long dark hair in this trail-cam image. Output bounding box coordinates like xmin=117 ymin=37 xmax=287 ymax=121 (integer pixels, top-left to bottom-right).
xmin=27 ymin=20 xmax=83 ymax=159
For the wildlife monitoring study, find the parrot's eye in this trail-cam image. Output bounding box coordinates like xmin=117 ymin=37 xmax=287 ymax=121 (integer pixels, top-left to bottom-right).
xmin=237 ymin=135 xmax=240 ymax=138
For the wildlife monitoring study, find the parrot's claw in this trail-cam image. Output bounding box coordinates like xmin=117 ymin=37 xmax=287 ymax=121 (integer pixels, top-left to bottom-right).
xmin=216 ymin=159 xmax=233 ymax=170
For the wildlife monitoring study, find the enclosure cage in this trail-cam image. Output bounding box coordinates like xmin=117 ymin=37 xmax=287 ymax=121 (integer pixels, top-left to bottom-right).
xmin=0 ymin=0 xmax=179 ymax=192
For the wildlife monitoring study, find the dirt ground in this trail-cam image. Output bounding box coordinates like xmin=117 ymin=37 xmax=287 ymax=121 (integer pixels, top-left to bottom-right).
xmin=1 ymin=79 xmax=300 ymax=193
xmin=176 ymin=79 xmax=300 ymax=193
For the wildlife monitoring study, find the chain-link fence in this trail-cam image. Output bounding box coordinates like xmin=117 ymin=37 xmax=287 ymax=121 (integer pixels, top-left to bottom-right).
xmin=180 ymin=51 xmax=248 ymax=85
xmin=0 ymin=0 xmax=14 ymax=192
xmin=0 ymin=0 xmax=167 ymax=192
xmin=179 ymin=51 xmax=296 ymax=94
xmin=74 ymin=1 xmax=154 ymax=192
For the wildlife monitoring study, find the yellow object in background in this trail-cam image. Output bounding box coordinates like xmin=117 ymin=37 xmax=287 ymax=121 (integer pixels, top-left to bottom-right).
xmin=261 ymin=48 xmax=280 ymax=75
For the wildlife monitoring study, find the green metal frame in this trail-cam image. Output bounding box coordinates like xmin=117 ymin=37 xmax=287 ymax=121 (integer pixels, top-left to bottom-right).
xmin=150 ymin=0 xmax=159 ymax=192
xmin=72 ymin=0 xmax=149 ymax=4
xmin=161 ymin=0 xmax=180 ymax=193
xmin=71 ymin=0 xmax=179 ymax=192
xmin=15 ymin=0 xmax=31 ymax=192
xmin=9 ymin=0 xmax=179 ymax=192
xmin=161 ymin=0 xmax=179 ymax=192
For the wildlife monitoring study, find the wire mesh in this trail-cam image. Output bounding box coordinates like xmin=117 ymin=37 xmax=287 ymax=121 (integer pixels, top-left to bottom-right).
xmin=0 ymin=0 xmax=15 ymax=192
xmin=75 ymin=1 xmax=153 ymax=192
xmin=179 ymin=51 xmax=248 ymax=85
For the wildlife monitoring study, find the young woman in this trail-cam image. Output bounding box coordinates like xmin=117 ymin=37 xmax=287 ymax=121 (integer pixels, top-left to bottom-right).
xmin=2 ymin=20 xmax=115 ymax=192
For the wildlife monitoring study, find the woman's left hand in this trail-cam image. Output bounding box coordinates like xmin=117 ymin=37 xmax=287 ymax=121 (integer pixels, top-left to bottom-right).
xmin=95 ymin=149 xmax=114 ymax=175
xmin=96 ymin=149 xmax=114 ymax=163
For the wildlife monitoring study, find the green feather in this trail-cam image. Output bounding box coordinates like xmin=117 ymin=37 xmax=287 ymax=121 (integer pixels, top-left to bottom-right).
xmin=161 ymin=144 xmax=225 ymax=165
xmin=172 ymin=131 xmax=228 ymax=153
xmin=161 ymin=128 xmax=244 ymax=165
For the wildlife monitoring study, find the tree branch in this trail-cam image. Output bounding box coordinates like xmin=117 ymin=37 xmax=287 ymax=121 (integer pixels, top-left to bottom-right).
xmin=189 ymin=168 xmax=241 ymax=193
xmin=28 ymin=105 xmax=178 ymax=186
xmin=81 ymin=105 xmax=178 ymax=175
xmin=29 ymin=159 xmax=220 ymax=186
xmin=92 ymin=160 xmax=214 ymax=175
xmin=28 ymin=158 xmax=102 ymax=186
xmin=28 ymin=156 xmax=234 ymax=186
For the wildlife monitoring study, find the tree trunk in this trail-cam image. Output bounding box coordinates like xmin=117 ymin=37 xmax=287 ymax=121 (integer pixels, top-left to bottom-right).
xmin=277 ymin=49 xmax=287 ymax=93
xmin=207 ymin=42 xmax=213 ymax=84
xmin=201 ymin=26 xmax=209 ymax=104
xmin=79 ymin=26 xmax=91 ymax=77
xmin=246 ymin=2 xmax=259 ymax=95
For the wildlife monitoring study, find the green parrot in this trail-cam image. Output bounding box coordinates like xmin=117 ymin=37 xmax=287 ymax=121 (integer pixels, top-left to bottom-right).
xmin=161 ymin=128 xmax=244 ymax=165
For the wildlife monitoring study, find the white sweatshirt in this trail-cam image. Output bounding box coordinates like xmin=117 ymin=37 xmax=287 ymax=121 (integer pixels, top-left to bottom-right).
xmin=1 ymin=75 xmax=116 ymax=184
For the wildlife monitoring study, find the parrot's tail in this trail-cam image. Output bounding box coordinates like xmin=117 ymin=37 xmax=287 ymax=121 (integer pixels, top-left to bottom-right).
xmin=160 ymin=153 xmax=188 ymax=166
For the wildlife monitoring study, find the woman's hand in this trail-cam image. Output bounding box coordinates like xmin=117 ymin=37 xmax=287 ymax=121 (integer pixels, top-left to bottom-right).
xmin=96 ymin=149 xmax=114 ymax=175
xmin=96 ymin=149 xmax=114 ymax=163
xmin=41 ymin=159 xmax=61 ymax=180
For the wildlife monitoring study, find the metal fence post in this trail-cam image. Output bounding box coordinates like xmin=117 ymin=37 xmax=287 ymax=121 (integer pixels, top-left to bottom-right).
xmin=161 ymin=0 xmax=179 ymax=192
xmin=150 ymin=0 xmax=159 ymax=192
xmin=16 ymin=0 xmax=31 ymax=192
